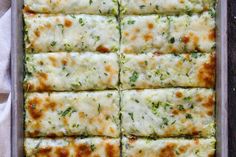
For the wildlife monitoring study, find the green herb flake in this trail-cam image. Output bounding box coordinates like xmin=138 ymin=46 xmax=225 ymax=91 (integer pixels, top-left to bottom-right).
xmin=107 ymin=93 xmax=113 ymax=97
xmin=169 ymin=37 xmax=175 ymax=43
xmin=139 ymin=5 xmax=145 ymax=9
xmin=191 ymin=53 xmax=199 ymax=59
xmin=162 ymin=117 xmax=169 ymax=126
xmin=89 ymin=0 xmax=93 ymax=5
xmin=70 ymin=14 xmax=76 ymax=18
xmin=129 ymin=71 xmax=139 ymax=83
xmin=98 ymin=104 xmax=101 ymax=113
xmin=90 ymin=144 xmax=96 ymax=151
xmin=50 ymin=41 xmax=57 ymax=47
xmin=58 ymin=107 xmax=76 ymax=117
xmin=127 ymin=20 xmax=135 ymax=25
xmin=186 ymin=113 xmax=193 ymax=119
xmin=144 ymin=60 xmax=148 ymax=66
xmin=79 ymin=18 xmax=85 ymax=26
xmin=184 ymin=96 xmax=192 ymax=101
xmin=128 ymin=112 xmax=134 ymax=121
xmin=177 ymin=105 xmax=184 ymax=111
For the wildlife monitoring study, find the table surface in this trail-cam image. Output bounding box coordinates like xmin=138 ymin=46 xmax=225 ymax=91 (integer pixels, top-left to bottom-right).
xmin=228 ymin=0 xmax=236 ymax=156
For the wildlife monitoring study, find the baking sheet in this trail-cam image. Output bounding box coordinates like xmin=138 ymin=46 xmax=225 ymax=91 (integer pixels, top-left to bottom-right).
xmin=11 ymin=0 xmax=228 ymax=156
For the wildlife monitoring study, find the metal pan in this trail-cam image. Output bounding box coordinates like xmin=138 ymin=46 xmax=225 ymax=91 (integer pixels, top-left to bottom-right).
xmin=11 ymin=0 xmax=228 ymax=156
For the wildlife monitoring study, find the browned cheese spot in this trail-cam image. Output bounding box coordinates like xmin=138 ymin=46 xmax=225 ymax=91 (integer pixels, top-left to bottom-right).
xmin=175 ymin=91 xmax=183 ymax=98
xmin=208 ymin=153 xmax=215 ymax=157
xmin=143 ymin=33 xmax=153 ymax=41
xmin=28 ymin=97 xmax=43 ymax=120
xmin=37 ymin=72 xmax=52 ymax=91
xmin=105 ymin=143 xmax=120 ymax=157
xmin=197 ymin=54 xmax=215 ymax=87
xmin=178 ymin=144 xmax=190 ymax=153
xmin=105 ymin=64 xmax=117 ymax=84
xmin=192 ymin=127 xmax=200 ymax=136
xmin=45 ymin=23 xmax=52 ymax=29
xmin=193 ymin=35 xmax=199 ymax=47
xmin=49 ymin=56 xmax=58 ymax=67
xmin=23 ymin=5 xmax=35 ymax=14
xmin=26 ymin=130 xmax=40 ymax=137
xmin=135 ymin=28 xmax=140 ymax=33
xmin=124 ymin=32 xmax=129 ymax=37
xmin=147 ymin=23 xmax=154 ymax=30
xmin=96 ymin=45 xmax=109 ymax=53
xmin=208 ymin=29 xmax=216 ymax=41
xmin=64 ymin=19 xmax=73 ymax=27
xmin=34 ymin=29 xmax=40 ymax=37
xmin=61 ymin=59 xmax=68 ymax=66
xmin=172 ymin=109 xmax=179 ymax=115
xmin=130 ymin=35 xmax=137 ymax=41
xmin=37 ymin=147 xmax=52 ymax=156
xmin=159 ymin=143 xmax=176 ymax=157
xmin=56 ymin=147 xmax=69 ymax=157
xmin=24 ymin=82 xmax=35 ymax=91
xmin=182 ymin=35 xmax=190 ymax=44
xmin=196 ymin=94 xmax=203 ymax=102
xmin=203 ymin=95 xmax=214 ymax=110
xmin=47 ymin=133 xmax=58 ymax=138
xmin=45 ymin=97 xmax=57 ymax=111
xmin=75 ymin=144 xmax=92 ymax=157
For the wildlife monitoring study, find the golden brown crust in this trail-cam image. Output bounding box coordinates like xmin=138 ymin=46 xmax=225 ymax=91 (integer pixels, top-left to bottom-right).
xmin=197 ymin=53 xmax=215 ymax=87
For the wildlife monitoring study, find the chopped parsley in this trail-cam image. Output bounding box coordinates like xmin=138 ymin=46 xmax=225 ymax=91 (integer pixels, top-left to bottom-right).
xmin=127 ymin=20 xmax=135 ymax=25
xmin=128 ymin=112 xmax=134 ymax=121
xmin=162 ymin=117 xmax=169 ymax=126
xmin=186 ymin=113 xmax=193 ymax=119
xmin=177 ymin=105 xmax=184 ymax=111
xmin=191 ymin=53 xmax=200 ymax=59
xmin=139 ymin=5 xmax=145 ymax=9
xmin=58 ymin=107 xmax=76 ymax=117
xmin=50 ymin=41 xmax=57 ymax=47
xmin=79 ymin=18 xmax=85 ymax=26
xmin=98 ymin=104 xmax=101 ymax=113
xmin=129 ymin=71 xmax=139 ymax=83
xmin=169 ymin=37 xmax=175 ymax=43
xmin=107 ymin=93 xmax=113 ymax=97
xmin=184 ymin=96 xmax=192 ymax=101
xmin=90 ymin=144 xmax=96 ymax=151
xmin=57 ymin=24 xmax=64 ymax=34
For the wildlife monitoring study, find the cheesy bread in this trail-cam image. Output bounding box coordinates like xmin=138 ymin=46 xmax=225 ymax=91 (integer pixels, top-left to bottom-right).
xmin=24 ymin=0 xmax=118 ymax=14
xmin=120 ymin=0 xmax=215 ymax=15
xmin=24 ymin=13 xmax=119 ymax=53
xmin=121 ymin=11 xmax=215 ymax=54
xmin=122 ymin=137 xmax=215 ymax=157
xmin=24 ymin=52 xmax=119 ymax=91
xmin=25 ymin=137 xmax=120 ymax=157
xmin=120 ymin=53 xmax=215 ymax=89
xmin=25 ymin=91 xmax=120 ymax=137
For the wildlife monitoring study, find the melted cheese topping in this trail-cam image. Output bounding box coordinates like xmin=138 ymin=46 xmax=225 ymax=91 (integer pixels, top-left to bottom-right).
xmin=24 ymin=0 xmax=118 ymax=14
xmin=24 ymin=52 xmax=119 ymax=91
xmin=25 ymin=137 xmax=120 ymax=157
xmin=121 ymin=88 xmax=215 ymax=137
xmin=120 ymin=53 xmax=215 ymax=89
xmin=24 ymin=13 xmax=119 ymax=53
xmin=121 ymin=0 xmax=215 ymax=15
xmin=122 ymin=137 xmax=215 ymax=157
xmin=121 ymin=11 xmax=215 ymax=54
xmin=25 ymin=91 xmax=120 ymax=137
